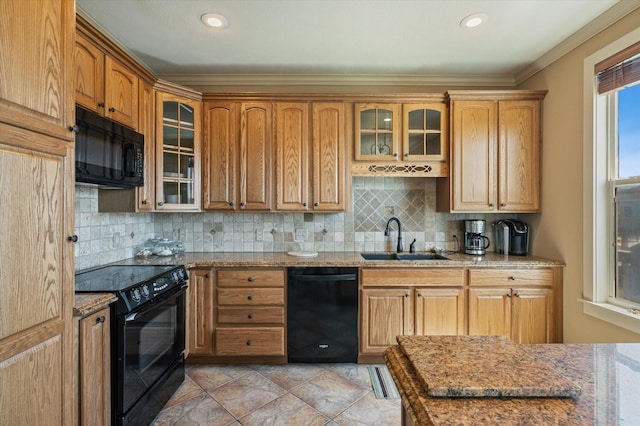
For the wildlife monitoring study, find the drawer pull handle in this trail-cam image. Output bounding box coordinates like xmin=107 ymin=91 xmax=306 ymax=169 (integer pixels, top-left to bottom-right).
xmin=246 ymin=340 xmax=251 ymax=346
xmin=509 ymin=276 xmax=516 ymax=281
xmin=247 ymin=295 xmax=253 ymax=301
xmin=248 ymin=314 xmax=253 ymax=319
xmin=96 ymin=316 xmax=106 ymax=323
xmin=247 ymin=277 xmax=253 ymax=282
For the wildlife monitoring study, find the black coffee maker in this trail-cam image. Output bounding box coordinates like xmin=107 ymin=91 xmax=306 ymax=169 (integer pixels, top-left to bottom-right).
xmin=494 ymin=219 xmax=529 ymax=256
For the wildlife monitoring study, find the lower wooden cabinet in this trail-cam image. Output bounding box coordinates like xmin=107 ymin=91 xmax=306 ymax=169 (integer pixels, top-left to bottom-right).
xmin=359 ymin=268 xmax=466 ymax=359
xmin=468 ymin=268 xmax=555 ymax=343
xmin=188 ymin=268 xmax=215 ymax=356
xmin=78 ymin=307 xmax=111 ymax=426
xmin=187 ymin=267 xmax=286 ymax=361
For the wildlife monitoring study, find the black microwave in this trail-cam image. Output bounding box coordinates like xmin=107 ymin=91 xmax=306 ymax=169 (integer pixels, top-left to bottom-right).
xmin=75 ymin=106 xmax=144 ymax=188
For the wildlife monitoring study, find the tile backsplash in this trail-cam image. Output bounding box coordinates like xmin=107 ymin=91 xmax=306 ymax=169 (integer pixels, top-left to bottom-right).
xmin=75 ymin=177 xmax=515 ymax=269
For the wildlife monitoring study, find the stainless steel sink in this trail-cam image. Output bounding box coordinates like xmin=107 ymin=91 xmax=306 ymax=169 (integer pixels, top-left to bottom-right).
xmin=360 ymin=252 xmax=449 ymax=261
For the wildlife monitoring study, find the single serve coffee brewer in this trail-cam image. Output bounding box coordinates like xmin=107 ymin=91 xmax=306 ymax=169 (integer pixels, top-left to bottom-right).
xmin=464 ymin=219 xmax=491 ymax=255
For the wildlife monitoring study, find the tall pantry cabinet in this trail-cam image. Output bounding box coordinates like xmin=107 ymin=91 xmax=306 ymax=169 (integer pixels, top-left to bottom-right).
xmin=0 ymin=0 xmax=76 ymax=424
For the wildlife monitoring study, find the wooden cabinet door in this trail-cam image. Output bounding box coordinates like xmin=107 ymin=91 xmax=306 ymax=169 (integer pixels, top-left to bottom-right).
xmin=312 ymin=102 xmax=345 ymax=211
xmin=188 ymin=269 xmax=215 ymax=355
xmin=498 ymin=100 xmax=541 ymax=212
xmin=104 ymin=56 xmax=138 ymax=129
xmin=0 ymin=0 xmax=74 ymax=141
xmin=275 ymin=102 xmax=309 ymax=211
xmin=79 ymin=308 xmax=110 ymax=426
xmin=136 ymin=80 xmax=155 ymax=211
xmin=203 ymin=102 xmax=237 ymax=210
xmin=451 ymin=100 xmax=497 ymax=212
xmin=415 ymin=288 xmax=466 ymax=336
xmin=403 ymin=103 xmax=448 ymax=162
xmin=0 ymin=130 xmax=75 ymax=424
xmin=468 ymin=288 xmax=511 ymax=338
xmin=74 ymin=33 xmax=105 ymax=114
xmin=511 ymin=288 xmax=553 ymax=343
xmin=239 ymin=102 xmax=272 ymax=210
xmin=354 ymin=103 xmax=400 ymax=161
xmin=360 ymin=288 xmax=413 ymax=355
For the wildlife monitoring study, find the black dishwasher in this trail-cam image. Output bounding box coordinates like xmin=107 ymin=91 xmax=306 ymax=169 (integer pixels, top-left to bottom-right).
xmin=287 ymin=267 xmax=358 ymax=363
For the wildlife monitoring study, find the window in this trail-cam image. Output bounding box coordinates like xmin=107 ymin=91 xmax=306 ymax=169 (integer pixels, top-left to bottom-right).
xmin=583 ymin=27 xmax=640 ymax=333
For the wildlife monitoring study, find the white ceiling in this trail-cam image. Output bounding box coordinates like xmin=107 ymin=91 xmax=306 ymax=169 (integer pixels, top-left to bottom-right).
xmin=76 ymin=0 xmax=634 ymax=87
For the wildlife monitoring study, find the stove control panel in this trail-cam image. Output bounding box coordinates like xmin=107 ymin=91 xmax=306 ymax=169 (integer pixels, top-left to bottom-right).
xmin=120 ymin=265 xmax=188 ymax=311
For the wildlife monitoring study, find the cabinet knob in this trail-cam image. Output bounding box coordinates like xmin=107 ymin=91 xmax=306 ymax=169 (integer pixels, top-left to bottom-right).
xmin=229 ymin=202 xmax=234 ymax=207
xmin=404 ymin=153 xmax=409 ymax=157
xmin=506 ymin=293 xmax=512 ymax=298
xmin=141 ymin=199 xmax=148 ymax=205
xmin=67 ymin=235 xmax=78 ymax=242
xmin=393 ymin=153 xmax=398 ymax=158
xmin=303 ymin=202 xmax=307 ymax=207
xmin=489 ymin=203 xmax=494 ymax=207
xmin=247 ymin=277 xmax=253 ymax=282
xmin=501 ymin=203 xmax=506 ymax=207
xmin=248 ymin=314 xmax=253 ymax=319
xmin=204 ymin=273 xmax=210 ymax=279
xmin=108 ymin=107 xmax=116 ymax=113
xmin=514 ymin=292 xmax=520 ymax=298
xmin=240 ymin=202 xmax=245 ymax=207
xmin=158 ymin=201 xmax=164 ymax=207
xmin=97 ymin=102 xmax=105 ymax=108
xmin=314 ymin=202 xmax=319 ymax=207
xmin=96 ymin=316 xmax=106 ymax=323
xmin=405 ymin=293 xmax=409 ymax=298
xmin=246 ymin=340 xmax=251 ymax=346
xmin=509 ymin=276 xmax=516 ymax=281
xmin=247 ymin=295 xmax=253 ymax=301
xmin=417 ymin=293 xmax=422 ymax=298
xmin=69 ymin=124 xmax=79 ymax=133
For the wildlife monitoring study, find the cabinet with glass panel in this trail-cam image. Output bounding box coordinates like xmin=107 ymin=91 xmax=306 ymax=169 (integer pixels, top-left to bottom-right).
xmin=403 ymin=103 xmax=447 ymax=161
xmin=155 ymin=92 xmax=202 ymax=210
xmin=354 ymin=104 xmax=400 ymax=160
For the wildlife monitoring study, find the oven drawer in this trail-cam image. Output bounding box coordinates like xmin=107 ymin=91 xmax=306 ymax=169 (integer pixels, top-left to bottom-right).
xmin=217 ymin=288 xmax=284 ymax=305
xmin=217 ymin=269 xmax=285 ymax=287
xmin=215 ymin=327 xmax=285 ymax=356
xmin=217 ymin=306 xmax=285 ymax=325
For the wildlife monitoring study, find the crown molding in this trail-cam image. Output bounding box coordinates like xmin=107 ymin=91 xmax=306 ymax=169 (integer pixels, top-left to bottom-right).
xmin=515 ymin=0 xmax=640 ymax=85
xmin=157 ymin=73 xmax=516 ymax=89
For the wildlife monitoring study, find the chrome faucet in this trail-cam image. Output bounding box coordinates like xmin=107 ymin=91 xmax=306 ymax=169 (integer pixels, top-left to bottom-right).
xmin=384 ymin=217 xmax=403 ymax=253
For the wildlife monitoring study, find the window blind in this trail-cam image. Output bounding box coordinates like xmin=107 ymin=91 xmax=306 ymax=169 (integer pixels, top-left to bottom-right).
xmin=596 ymin=41 xmax=640 ymax=95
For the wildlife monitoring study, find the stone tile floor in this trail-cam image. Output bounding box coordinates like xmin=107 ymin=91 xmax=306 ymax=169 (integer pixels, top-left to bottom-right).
xmin=152 ymin=363 xmax=401 ymax=425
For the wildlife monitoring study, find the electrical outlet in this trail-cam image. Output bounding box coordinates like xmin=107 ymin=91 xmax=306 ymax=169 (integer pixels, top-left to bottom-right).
xmin=294 ymin=228 xmax=307 ymax=242
xmin=112 ymin=232 xmax=121 ymax=248
xmin=255 ymin=229 xmax=263 ymax=242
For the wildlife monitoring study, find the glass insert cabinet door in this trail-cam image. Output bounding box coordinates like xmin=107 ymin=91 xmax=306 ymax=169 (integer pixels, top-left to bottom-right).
xmin=402 ymin=103 xmax=447 ymax=161
xmin=354 ymin=104 xmax=400 ymax=161
xmin=156 ymin=93 xmax=201 ymax=210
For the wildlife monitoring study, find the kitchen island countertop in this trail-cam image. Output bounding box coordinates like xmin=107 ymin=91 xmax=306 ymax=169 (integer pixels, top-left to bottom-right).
xmin=384 ymin=336 xmax=640 ymax=425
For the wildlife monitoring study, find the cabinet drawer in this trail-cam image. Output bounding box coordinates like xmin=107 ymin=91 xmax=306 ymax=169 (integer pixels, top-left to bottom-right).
xmin=469 ymin=269 xmax=553 ymax=286
xmin=215 ymin=327 xmax=285 ymax=356
xmin=217 ymin=288 xmax=284 ymax=305
xmin=217 ymin=306 xmax=285 ymax=325
xmin=361 ymin=268 xmax=464 ymax=286
xmin=217 ymin=269 xmax=285 ymax=287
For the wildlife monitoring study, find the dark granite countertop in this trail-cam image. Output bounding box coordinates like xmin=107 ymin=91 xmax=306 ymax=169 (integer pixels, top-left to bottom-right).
xmin=385 ymin=336 xmax=640 ymax=425
xmin=111 ymin=251 xmax=565 ymax=269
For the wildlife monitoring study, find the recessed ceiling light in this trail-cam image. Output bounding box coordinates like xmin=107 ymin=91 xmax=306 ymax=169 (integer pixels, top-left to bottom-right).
xmin=201 ymin=13 xmax=228 ymax=29
xmin=460 ymin=13 xmax=488 ymax=29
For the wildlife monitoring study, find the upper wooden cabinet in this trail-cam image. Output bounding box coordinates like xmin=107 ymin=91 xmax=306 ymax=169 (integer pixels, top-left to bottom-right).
xmin=352 ymin=99 xmax=448 ymax=177
xmin=155 ymin=90 xmax=202 ymax=211
xmin=74 ymin=33 xmax=139 ymax=129
xmin=203 ymin=102 xmax=237 ymax=210
xmin=274 ymin=102 xmax=346 ymax=211
xmin=0 ymin=0 xmax=75 ymax=141
xmin=439 ymin=90 xmax=546 ymax=213
xmin=354 ymin=103 xmax=400 ymax=161
xmin=239 ymin=102 xmax=273 ymax=210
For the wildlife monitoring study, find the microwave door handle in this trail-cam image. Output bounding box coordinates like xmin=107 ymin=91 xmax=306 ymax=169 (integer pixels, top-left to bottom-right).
xmin=124 ymin=144 xmax=136 ymax=176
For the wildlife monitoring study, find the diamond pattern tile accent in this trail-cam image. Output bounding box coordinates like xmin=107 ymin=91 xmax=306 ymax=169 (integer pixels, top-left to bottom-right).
xmin=354 ymin=188 xmax=425 ymax=232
